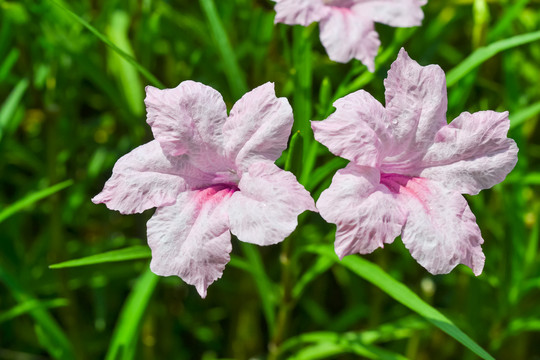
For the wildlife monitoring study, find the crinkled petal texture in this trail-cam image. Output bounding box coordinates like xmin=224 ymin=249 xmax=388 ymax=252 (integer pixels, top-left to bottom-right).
xmin=319 ymin=9 xmax=380 ymax=71
xmin=274 ymin=0 xmax=327 ymax=26
xmin=384 ymin=175 xmax=485 ymax=276
xmin=313 ymin=48 xmax=518 ymax=276
xmin=92 ymin=141 xmax=212 ymax=214
xmin=381 ymin=49 xmax=448 ymax=168
xmin=223 ymin=83 xmax=293 ymax=172
xmin=420 ymin=111 xmax=519 ymax=195
xmin=317 ymin=164 xmax=405 ymax=258
xmin=355 ymin=0 xmax=426 ymax=27
xmin=228 ymin=162 xmax=316 ymax=246
xmin=147 ymin=186 xmax=235 ymax=298
xmin=145 ymin=81 xmax=231 ymax=173
xmin=312 ymin=90 xmax=388 ymax=167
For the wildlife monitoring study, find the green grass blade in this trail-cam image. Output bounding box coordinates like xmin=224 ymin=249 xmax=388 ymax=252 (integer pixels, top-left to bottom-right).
xmin=106 ymin=10 xmax=144 ymax=116
xmin=307 ymin=245 xmax=495 ymax=360
xmin=285 ymin=131 xmax=304 ymax=177
xmin=510 ymin=102 xmax=540 ymax=129
xmin=199 ymin=0 xmax=248 ymax=99
xmin=48 ymin=0 xmax=164 ymax=88
xmin=50 ymin=246 xmax=151 ymax=269
xmin=0 ymin=179 xmax=73 ymax=223
xmin=447 ymin=30 xmax=540 ymax=87
xmin=0 ymin=267 xmax=76 ymax=359
xmin=0 ymin=298 xmax=69 ymax=324
xmin=0 ymin=77 xmax=28 ymax=142
xmin=105 ymin=267 xmax=159 ymax=360
xmin=239 ymin=242 xmax=277 ymax=335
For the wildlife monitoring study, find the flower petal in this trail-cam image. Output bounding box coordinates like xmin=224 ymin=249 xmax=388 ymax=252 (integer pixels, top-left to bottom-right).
xmin=319 ymin=9 xmax=380 ymax=71
xmin=145 ymin=81 xmax=228 ymax=162
xmin=382 ymin=49 xmax=447 ymax=165
xmin=420 ymin=111 xmax=519 ymax=195
xmin=92 ymin=141 xmax=212 ymax=214
xmin=228 ymin=162 xmax=316 ymax=246
xmin=392 ymin=176 xmax=485 ymax=276
xmin=312 ymin=90 xmax=388 ymax=167
xmin=223 ymin=83 xmax=293 ymax=172
xmin=147 ymin=186 xmax=235 ymax=298
xmin=317 ymin=164 xmax=405 ymax=258
xmin=273 ymin=0 xmax=327 ymax=26
xmin=355 ymin=0 xmax=426 ymax=27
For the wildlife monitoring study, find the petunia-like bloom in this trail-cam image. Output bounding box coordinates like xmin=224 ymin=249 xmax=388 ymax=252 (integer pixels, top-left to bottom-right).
xmin=273 ymin=0 xmax=426 ymax=71
xmin=93 ymin=81 xmax=316 ymax=297
xmin=312 ymin=49 xmax=518 ymax=276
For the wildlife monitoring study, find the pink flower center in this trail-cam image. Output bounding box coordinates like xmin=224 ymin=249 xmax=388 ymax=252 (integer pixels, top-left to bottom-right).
xmin=194 ymin=184 xmax=238 ymax=207
xmin=380 ymin=173 xmax=431 ymax=212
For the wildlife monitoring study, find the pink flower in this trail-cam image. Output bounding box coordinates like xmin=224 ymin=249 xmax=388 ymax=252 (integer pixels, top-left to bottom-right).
xmin=93 ymin=81 xmax=316 ymax=297
xmin=273 ymin=0 xmax=427 ymax=71
xmin=312 ymin=49 xmax=518 ymax=276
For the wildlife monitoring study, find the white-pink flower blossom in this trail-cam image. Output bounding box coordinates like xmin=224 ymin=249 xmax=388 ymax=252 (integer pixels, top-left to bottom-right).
xmin=312 ymin=49 xmax=518 ymax=276
xmin=93 ymin=81 xmax=316 ymax=297
xmin=273 ymin=0 xmax=427 ymax=71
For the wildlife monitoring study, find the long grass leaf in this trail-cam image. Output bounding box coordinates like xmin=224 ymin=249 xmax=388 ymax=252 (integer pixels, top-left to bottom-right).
xmin=50 ymin=246 xmax=151 ymax=269
xmin=447 ymin=30 xmax=540 ymax=86
xmin=239 ymin=242 xmax=277 ymax=335
xmin=105 ymin=267 xmax=159 ymax=360
xmin=0 ymin=179 xmax=73 ymax=223
xmin=199 ymin=0 xmax=248 ymax=99
xmin=0 ymin=267 xmax=76 ymax=359
xmin=0 ymin=298 xmax=69 ymax=324
xmin=510 ymin=102 xmax=540 ymax=129
xmin=307 ymin=245 xmax=495 ymax=360
xmin=0 ymin=77 xmax=28 ymax=142
xmin=48 ymin=0 xmax=164 ymax=88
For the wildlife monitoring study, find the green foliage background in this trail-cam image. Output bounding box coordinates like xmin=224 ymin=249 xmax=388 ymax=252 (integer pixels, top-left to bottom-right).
xmin=1 ymin=0 xmax=539 ymax=359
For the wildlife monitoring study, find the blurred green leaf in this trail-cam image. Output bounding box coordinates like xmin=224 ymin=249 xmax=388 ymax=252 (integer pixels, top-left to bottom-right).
xmin=510 ymin=102 xmax=540 ymax=129
xmin=0 ymin=179 xmax=73 ymax=223
xmin=307 ymin=245 xmax=495 ymax=360
xmin=199 ymin=0 xmax=247 ymax=99
xmin=0 ymin=267 xmax=76 ymax=359
xmin=0 ymin=298 xmax=68 ymax=324
xmin=447 ymin=30 xmax=540 ymax=86
xmin=285 ymin=131 xmax=304 ymax=177
xmin=0 ymin=77 xmax=28 ymax=142
xmin=106 ymin=11 xmax=144 ymax=116
xmin=105 ymin=267 xmax=159 ymax=360
xmin=50 ymin=246 xmax=151 ymax=269
xmin=48 ymin=0 xmax=164 ymax=88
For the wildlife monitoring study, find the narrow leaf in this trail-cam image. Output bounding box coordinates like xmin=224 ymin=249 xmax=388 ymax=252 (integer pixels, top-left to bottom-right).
xmin=0 ymin=77 xmax=28 ymax=142
xmin=447 ymin=30 xmax=540 ymax=86
xmin=48 ymin=0 xmax=164 ymax=88
xmin=199 ymin=0 xmax=248 ymax=99
xmin=0 ymin=179 xmax=73 ymax=223
xmin=307 ymin=245 xmax=495 ymax=360
xmin=50 ymin=246 xmax=151 ymax=269
xmin=0 ymin=298 xmax=68 ymax=324
xmin=0 ymin=267 xmax=76 ymax=359
xmin=105 ymin=267 xmax=159 ymax=360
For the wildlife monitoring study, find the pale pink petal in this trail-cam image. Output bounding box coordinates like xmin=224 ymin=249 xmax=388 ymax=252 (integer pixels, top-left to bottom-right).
xmin=354 ymin=0 xmax=426 ymax=27
xmin=382 ymin=48 xmax=447 ymax=166
xmin=317 ymin=164 xmax=405 ymax=258
xmin=273 ymin=0 xmax=328 ymax=26
xmin=420 ymin=111 xmax=518 ymax=195
xmin=223 ymin=83 xmax=293 ymax=171
xmin=147 ymin=186 xmax=235 ymax=298
xmin=386 ymin=175 xmax=485 ymax=276
xmin=319 ymin=9 xmax=380 ymax=71
xmin=312 ymin=90 xmax=389 ymax=167
xmin=92 ymin=141 xmax=212 ymax=214
xmin=228 ymin=162 xmax=316 ymax=246
xmin=145 ymin=81 xmax=227 ymax=162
